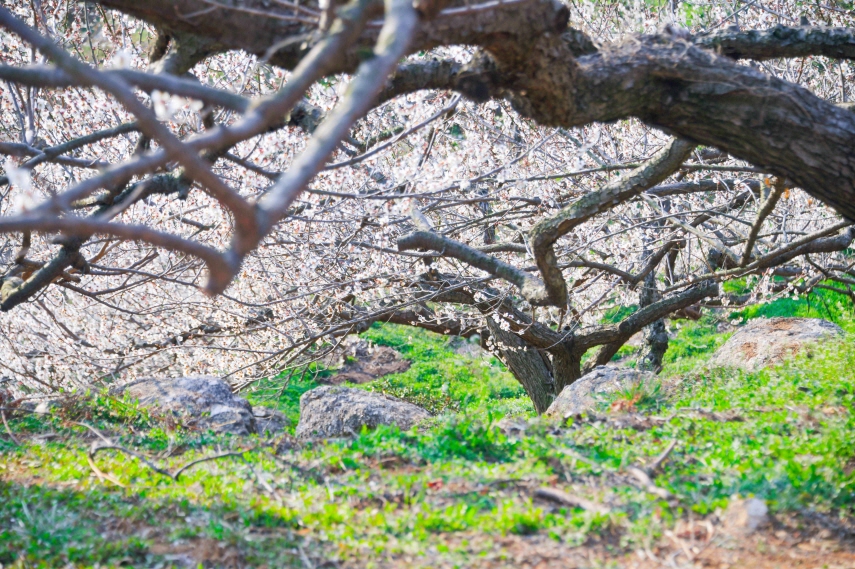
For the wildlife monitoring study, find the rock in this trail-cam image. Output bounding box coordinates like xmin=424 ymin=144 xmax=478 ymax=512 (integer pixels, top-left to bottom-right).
xmin=296 ymin=386 xmax=429 ymax=439
xmin=114 ymin=376 xmax=259 ymax=435
xmin=545 ymin=365 xmax=656 ymax=419
xmin=721 ymin=497 xmax=769 ymax=536
xmin=17 ymin=397 xmax=60 ymax=415
xmin=496 ymin=415 xmax=530 ymax=437
xmin=326 ymin=339 xmax=410 ymax=384
xmin=253 ymin=406 xmax=289 ymax=435
xmin=710 ymin=317 xmax=843 ymax=371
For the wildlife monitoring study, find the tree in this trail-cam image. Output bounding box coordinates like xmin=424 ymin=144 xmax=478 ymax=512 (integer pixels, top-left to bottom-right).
xmin=1 ymin=0 xmax=853 ymax=410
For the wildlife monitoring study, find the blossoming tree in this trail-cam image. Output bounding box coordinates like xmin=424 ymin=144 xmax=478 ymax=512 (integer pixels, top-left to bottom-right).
xmin=1 ymin=0 xmax=854 ymax=410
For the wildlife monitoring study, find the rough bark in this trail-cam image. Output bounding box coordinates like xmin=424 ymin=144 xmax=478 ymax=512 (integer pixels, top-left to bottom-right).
xmin=695 ymin=25 xmax=855 ymax=61
xmin=636 ymin=270 xmax=668 ymax=373
xmin=485 ymin=316 xmax=554 ymax=414
xmin=495 ymin=36 xmax=855 ymax=222
xmin=548 ymin=344 xmax=583 ymax=395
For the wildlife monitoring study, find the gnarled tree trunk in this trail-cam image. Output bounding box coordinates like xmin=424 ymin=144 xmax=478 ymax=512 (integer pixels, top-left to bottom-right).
xmin=637 ymin=260 xmax=668 ymax=372
xmin=485 ymin=317 xmax=554 ymax=413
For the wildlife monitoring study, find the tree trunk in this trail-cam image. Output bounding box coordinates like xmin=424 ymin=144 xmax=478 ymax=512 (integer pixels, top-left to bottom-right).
xmin=549 ymin=344 xmax=583 ymax=395
xmin=485 ymin=317 xmax=554 ymax=413
xmin=637 ymin=258 xmax=668 ymax=372
xmin=638 ymin=319 xmax=668 ymax=372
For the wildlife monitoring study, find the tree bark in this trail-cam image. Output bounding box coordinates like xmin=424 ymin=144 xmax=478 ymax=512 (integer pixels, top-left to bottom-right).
xmin=548 ymin=344 xmax=583 ymax=395
xmin=637 ymin=270 xmax=668 ymax=372
xmin=485 ymin=317 xmax=554 ymax=413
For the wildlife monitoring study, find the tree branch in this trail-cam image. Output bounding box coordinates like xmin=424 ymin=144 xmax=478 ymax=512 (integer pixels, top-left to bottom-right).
xmin=528 ymin=138 xmax=694 ymax=307
xmin=740 ymin=182 xmax=783 ymax=266
xmin=581 ymin=280 xmax=719 ymax=370
xmin=397 ymin=230 xmax=550 ymax=304
xmin=696 ymin=25 xmax=855 ymax=61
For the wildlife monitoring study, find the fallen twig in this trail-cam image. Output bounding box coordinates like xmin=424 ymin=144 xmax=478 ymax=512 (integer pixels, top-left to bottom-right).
xmin=89 ymin=443 xmax=174 ymax=479
xmin=533 ymin=487 xmax=611 ymax=515
xmin=172 ymin=451 xmax=250 ymax=481
xmin=627 ymin=466 xmax=674 ymax=501
xmin=649 ymin=439 xmax=678 ymax=474
xmin=85 ymin=453 xmax=127 ymax=487
xmin=1 ymin=410 xmax=20 ymax=446
xmin=77 ymin=421 xmax=257 ymax=484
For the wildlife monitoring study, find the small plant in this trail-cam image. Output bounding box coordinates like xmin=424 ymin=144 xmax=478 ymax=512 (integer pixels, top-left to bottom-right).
xmin=607 ymin=380 xmax=664 ymax=413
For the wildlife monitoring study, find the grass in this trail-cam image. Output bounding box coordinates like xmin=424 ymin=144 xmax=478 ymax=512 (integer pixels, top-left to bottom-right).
xmin=728 ymin=281 xmax=855 ymax=330
xmin=246 ymin=324 xmax=532 ymax=425
xmin=2 ymin=296 xmax=854 ymax=567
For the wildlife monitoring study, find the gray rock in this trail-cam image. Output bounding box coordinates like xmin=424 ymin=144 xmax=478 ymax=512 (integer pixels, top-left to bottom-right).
xmin=253 ymin=406 xmax=289 ymax=435
xmin=545 ymin=365 xmax=656 ymax=419
xmin=721 ymin=497 xmax=769 ymax=536
xmin=710 ymin=317 xmax=843 ymax=371
xmin=495 ymin=415 xmax=530 ymax=437
xmin=296 ymin=386 xmax=429 ymax=439
xmin=326 ymin=339 xmax=410 ymax=384
xmin=114 ymin=376 xmax=258 ymax=435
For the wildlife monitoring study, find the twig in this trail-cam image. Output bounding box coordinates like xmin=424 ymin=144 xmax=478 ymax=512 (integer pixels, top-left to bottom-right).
xmin=89 ymin=444 xmax=175 ymax=480
xmin=741 ymin=183 xmax=783 ymax=266
xmin=78 ymin=421 xmax=255 ymax=483
xmin=625 ymin=439 xmax=678 ymax=500
xmin=648 ymin=439 xmax=678 ymax=475
xmin=85 ymin=453 xmax=127 ymax=487
xmin=533 ymin=487 xmax=610 ymax=515
xmin=1 ymin=410 xmax=20 ymax=446
xmin=172 ymin=451 xmax=249 ymax=481
xmin=626 ymin=466 xmax=673 ymax=500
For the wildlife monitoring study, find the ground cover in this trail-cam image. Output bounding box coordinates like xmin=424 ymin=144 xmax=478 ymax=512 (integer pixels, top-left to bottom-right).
xmin=1 ymin=297 xmax=854 ymax=567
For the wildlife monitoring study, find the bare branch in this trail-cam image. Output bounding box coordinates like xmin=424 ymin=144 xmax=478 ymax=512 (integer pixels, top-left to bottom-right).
xmin=696 ymin=25 xmax=855 ymax=61
xmin=529 ymin=138 xmax=694 ymax=307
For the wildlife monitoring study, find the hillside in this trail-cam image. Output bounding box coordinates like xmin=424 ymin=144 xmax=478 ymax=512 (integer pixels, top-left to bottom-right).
xmin=2 ymin=295 xmax=855 ymax=567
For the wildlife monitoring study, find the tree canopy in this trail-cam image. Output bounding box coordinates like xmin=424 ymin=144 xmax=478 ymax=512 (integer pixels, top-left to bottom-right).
xmin=1 ymin=0 xmax=854 ymax=410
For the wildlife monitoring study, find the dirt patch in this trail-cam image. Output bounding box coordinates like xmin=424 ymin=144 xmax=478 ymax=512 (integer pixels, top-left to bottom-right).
xmin=769 ymin=320 xmax=796 ymax=331
xmin=739 ymin=340 xmax=758 ymax=360
xmin=149 ymin=538 xmax=246 ymax=568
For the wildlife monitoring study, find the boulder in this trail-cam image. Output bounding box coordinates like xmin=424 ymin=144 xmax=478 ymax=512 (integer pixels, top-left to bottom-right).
xmin=296 ymin=386 xmax=429 ymax=439
xmin=720 ymin=497 xmax=769 ymax=536
xmin=710 ymin=317 xmax=843 ymax=371
xmin=115 ymin=376 xmax=282 ymax=436
xmin=326 ymin=339 xmax=410 ymax=384
xmin=545 ymin=365 xmax=656 ymax=419
xmin=253 ymin=406 xmax=289 ymax=435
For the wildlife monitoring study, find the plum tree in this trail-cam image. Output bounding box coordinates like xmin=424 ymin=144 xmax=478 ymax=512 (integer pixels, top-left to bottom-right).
xmin=1 ymin=0 xmax=853 ymax=410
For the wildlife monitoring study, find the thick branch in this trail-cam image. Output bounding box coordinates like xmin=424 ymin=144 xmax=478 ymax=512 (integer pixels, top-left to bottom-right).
xmin=256 ymin=0 xmax=418 ymax=230
xmin=528 ymin=138 xmax=694 ymax=306
xmin=397 ymin=230 xmax=550 ymax=304
xmin=0 ymin=8 xmax=255 ymax=229
xmin=696 ymin=25 xmax=855 ymax=61
xmin=580 ymin=280 xmax=719 ymax=370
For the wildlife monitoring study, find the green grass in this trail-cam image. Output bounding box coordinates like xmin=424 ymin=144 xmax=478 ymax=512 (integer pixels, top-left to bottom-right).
xmin=360 ymin=324 xmax=530 ymax=417
xmin=246 ymin=324 xmax=531 ymax=427
xmin=3 ymin=299 xmax=855 ymax=566
xmin=728 ymin=283 xmax=855 ymax=330
xmin=660 ymin=313 xmax=731 ymax=376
